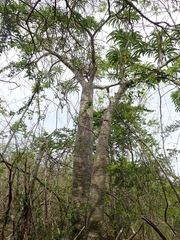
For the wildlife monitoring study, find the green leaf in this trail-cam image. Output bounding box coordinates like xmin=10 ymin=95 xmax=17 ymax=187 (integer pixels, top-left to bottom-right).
xmin=171 ymin=89 xmax=180 ymax=112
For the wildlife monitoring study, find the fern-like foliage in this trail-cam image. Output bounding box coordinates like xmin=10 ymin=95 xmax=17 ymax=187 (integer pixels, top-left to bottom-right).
xmin=171 ymin=89 xmax=180 ymax=112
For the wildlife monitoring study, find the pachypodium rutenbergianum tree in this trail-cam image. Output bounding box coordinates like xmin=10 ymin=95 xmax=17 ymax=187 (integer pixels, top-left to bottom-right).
xmin=1 ymin=0 xmax=180 ymax=239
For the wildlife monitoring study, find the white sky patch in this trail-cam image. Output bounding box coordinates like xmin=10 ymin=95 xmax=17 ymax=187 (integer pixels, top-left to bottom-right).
xmin=0 ymin=47 xmax=80 ymax=134
xmin=147 ymin=84 xmax=180 ymax=175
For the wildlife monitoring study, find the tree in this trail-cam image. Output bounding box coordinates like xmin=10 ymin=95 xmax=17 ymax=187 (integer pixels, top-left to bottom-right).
xmin=1 ymin=0 xmax=180 ymax=239
xmin=103 ymin=99 xmax=180 ymax=239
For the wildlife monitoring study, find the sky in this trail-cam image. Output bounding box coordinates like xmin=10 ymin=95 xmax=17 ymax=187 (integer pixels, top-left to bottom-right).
xmin=147 ymin=84 xmax=180 ymax=175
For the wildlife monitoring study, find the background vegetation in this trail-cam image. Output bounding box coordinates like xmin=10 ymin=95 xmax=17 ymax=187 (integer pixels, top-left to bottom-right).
xmin=0 ymin=0 xmax=180 ymax=239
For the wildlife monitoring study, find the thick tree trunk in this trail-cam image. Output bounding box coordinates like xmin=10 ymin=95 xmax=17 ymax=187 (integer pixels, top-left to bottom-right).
xmin=72 ymin=81 xmax=94 ymax=236
xmin=87 ymin=83 xmax=128 ymax=239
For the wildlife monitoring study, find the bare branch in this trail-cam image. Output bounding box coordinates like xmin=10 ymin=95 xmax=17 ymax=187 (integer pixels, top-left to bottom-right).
xmin=94 ymin=81 xmax=121 ymax=89
xmin=142 ymin=216 xmax=167 ymax=240
xmin=73 ymin=226 xmax=85 ymax=240
xmin=26 ymin=0 xmax=41 ymax=24
xmin=126 ymin=224 xmax=143 ymax=240
xmin=125 ymin=0 xmax=175 ymax=28
xmin=1 ymin=91 xmax=37 ymax=156
xmin=44 ymin=48 xmax=82 ymax=79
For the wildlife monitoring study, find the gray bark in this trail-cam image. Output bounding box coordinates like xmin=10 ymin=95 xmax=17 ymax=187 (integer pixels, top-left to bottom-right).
xmin=72 ymin=80 xmax=94 ymax=233
xmin=87 ymin=82 xmax=129 ymax=239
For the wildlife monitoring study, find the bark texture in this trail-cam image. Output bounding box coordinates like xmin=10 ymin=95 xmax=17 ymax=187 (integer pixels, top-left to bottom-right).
xmin=72 ymin=81 xmax=94 ymax=234
xmin=87 ymin=82 xmax=129 ymax=239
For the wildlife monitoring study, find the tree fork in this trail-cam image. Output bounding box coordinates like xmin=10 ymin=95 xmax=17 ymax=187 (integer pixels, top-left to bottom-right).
xmin=87 ymin=82 xmax=129 ymax=239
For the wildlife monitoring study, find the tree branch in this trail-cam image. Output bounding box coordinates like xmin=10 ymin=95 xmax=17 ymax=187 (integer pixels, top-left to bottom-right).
xmin=126 ymin=224 xmax=143 ymax=240
xmin=44 ymin=48 xmax=83 ymax=80
xmin=125 ymin=0 xmax=174 ymax=28
xmin=142 ymin=216 xmax=167 ymax=240
xmin=1 ymin=91 xmax=37 ymax=156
